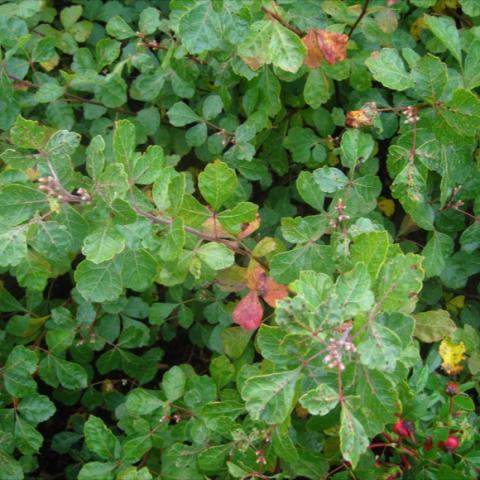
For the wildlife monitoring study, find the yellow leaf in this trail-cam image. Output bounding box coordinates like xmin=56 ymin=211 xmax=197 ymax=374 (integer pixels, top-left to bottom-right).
xmin=40 ymin=53 xmax=60 ymax=72
xmin=449 ymin=295 xmax=465 ymax=309
xmin=378 ymin=197 xmax=395 ymax=217
xmin=439 ymin=338 xmax=466 ymax=376
xmin=410 ymin=17 xmax=426 ymax=40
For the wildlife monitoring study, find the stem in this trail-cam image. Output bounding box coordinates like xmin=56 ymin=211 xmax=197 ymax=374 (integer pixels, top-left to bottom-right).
xmin=261 ymin=6 xmax=304 ymax=36
xmin=6 ymin=73 xmax=136 ymax=116
xmin=349 ymin=0 xmax=370 ymax=36
xmin=132 ymin=204 xmax=268 ymax=269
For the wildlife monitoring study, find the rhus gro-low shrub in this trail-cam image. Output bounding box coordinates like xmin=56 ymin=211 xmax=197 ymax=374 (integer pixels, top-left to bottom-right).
xmin=1 ymin=0 xmax=480 ymax=479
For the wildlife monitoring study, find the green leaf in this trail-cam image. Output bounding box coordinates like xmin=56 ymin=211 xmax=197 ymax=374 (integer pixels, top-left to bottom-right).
xmin=296 ymin=171 xmax=324 ymax=211
xmin=356 ymin=368 xmax=398 ymax=434
xmin=313 ymin=167 xmax=348 ymax=193
xmin=335 ymin=263 xmax=375 ymax=318
xmin=139 ymin=7 xmax=160 ymax=35
xmin=269 ymin=22 xmax=306 ymax=73
xmin=270 ymin=244 xmax=335 ymax=284
xmin=218 ymin=202 xmax=258 ymax=235
xmin=340 ymin=404 xmax=369 ymax=468
xmin=202 ymin=95 xmax=223 ymax=120
xmin=167 ymin=101 xmax=201 ymax=127
xmin=82 ymin=224 xmax=125 ymax=264
xmin=0 ymin=228 xmax=27 ymax=267
xmin=340 ymin=129 xmax=374 ymax=169
xmin=425 ymin=15 xmax=462 ymax=65
xmin=465 ymin=41 xmax=480 ymax=89
xmin=376 ymin=253 xmax=424 ymax=314
xmin=120 ymin=249 xmax=157 ymax=292
xmin=284 ymin=127 xmax=323 ymax=164
xmin=197 ymin=242 xmax=235 ymax=270
xmin=412 ymin=54 xmax=448 ymax=101
xmin=86 ymin=135 xmax=105 ymax=179
xmin=126 ymin=388 xmax=163 ymax=415
xmin=133 ymin=145 xmax=164 ymax=184
xmin=304 ymin=68 xmax=332 ymax=108
xmin=113 ymin=119 xmax=136 ymax=174
xmin=60 ymin=5 xmax=82 ymax=30
xmin=351 ymin=231 xmax=390 ymax=280
xmin=414 ymin=310 xmax=457 ymax=342
xmin=299 ymin=383 xmax=338 ymax=415
xmin=178 ymin=0 xmax=222 ymax=54
xmin=75 ymin=259 xmax=123 ymax=303
xmin=106 ymin=16 xmax=135 ymax=40
xmin=365 ymin=48 xmax=413 ymax=91
xmin=15 ymin=415 xmax=43 ymax=454
xmin=0 ymin=184 xmax=46 ymax=227
xmin=78 ymin=462 xmax=116 ymax=480
xmin=422 ymin=231 xmax=454 ymax=278
xmin=198 ymin=160 xmax=238 ymax=211
xmin=0 ymin=453 xmax=23 ymax=480
xmin=185 ymin=123 xmax=207 ymax=147
xmin=433 ymin=89 xmax=480 ymax=142
xmin=35 ymin=83 xmax=65 ymax=103
xmin=358 ymin=323 xmax=402 ymax=372
xmin=18 ymin=394 xmax=55 ymax=424
xmin=4 ymin=345 xmax=38 ymax=397
xmin=162 ymin=366 xmax=187 ymax=401
xmin=54 ymin=357 xmax=88 ymax=390
xmin=10 ymin=115 xmax=51 ymax=150
xmin=242 ymin=369 xmax=300 ymax=424
xmin=159 ymin=218 xmax=185 ymax=262
xmin=84 ymin=416 xmax=121 ymax=461
xmin=95 ymin=38 xmax=121 ymax=71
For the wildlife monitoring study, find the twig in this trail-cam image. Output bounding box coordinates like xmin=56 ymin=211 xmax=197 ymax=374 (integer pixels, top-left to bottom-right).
xmin=6 ymin=73 xmax=136 ymax=116
xmin=349 ymin=0 xmax=370 ymax=36
xmin=261 ymin=6 xmax=304 ymax=36
xmin=131 ymin=204 xmax=268 ymax=269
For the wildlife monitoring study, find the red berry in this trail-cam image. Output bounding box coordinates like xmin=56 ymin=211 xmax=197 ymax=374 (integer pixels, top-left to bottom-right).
xmin=423 ymin=436 xmax=433 ymax=451
xmin=393 ymin=418 xmax=410 ymax=437
xmin=445 ymin=382 xmax=459 ymax=396
xmin=444 ymin=435 xmax=460 ymax=451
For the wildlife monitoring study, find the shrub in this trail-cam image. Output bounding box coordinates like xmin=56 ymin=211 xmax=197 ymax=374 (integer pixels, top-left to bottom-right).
xmin=1 ymin=1 xmax=480 ymax=479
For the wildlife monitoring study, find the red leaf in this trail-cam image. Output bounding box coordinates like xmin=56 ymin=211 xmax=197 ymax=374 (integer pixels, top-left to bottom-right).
xmin=302 ymin=29 xmax=349 ymax=68
xmin=261 ymin=276 xmax=289 ymax=308
xmin=232 ymin=291 xmax=263 ymax=331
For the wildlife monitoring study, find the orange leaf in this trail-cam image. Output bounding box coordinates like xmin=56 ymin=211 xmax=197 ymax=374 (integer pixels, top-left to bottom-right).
xmin=302 ymin=29 xmax=349 ymax=68
xmin=238 ymin=214 xmax=261 ymax=240
xmin=246 ymin=261 xmax=267 ymax=290
xmin=302 ymin=30 xmax=324 ymax=69
xmin=261 ymin=276 xmax=289 ymax=308
xmin=232 ymin=291 xmax=263 ymax=331
xmin=245 ymin=261 xmax=288 ymax=307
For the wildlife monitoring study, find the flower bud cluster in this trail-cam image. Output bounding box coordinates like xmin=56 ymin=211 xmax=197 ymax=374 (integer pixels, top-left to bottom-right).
xmin=323 ymin=334 xmax=356 ymax=370
xmin=38 ymin=176 xmax=91 ymax=204
xmin=403 ymin=106 xmax=420 ymax=124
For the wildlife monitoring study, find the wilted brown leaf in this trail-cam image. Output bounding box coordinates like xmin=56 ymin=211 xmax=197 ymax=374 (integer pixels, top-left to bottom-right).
xmin=346 ymin=110 xmax=373 ymax=128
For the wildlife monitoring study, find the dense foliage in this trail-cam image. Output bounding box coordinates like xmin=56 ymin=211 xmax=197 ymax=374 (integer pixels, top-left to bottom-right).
xmin=1 ymin=0 xmax=480 ymax=478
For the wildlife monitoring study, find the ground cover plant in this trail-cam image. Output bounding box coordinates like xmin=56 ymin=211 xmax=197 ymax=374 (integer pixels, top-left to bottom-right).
xmin=1 ymin=0 xmax=480 ymax=478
